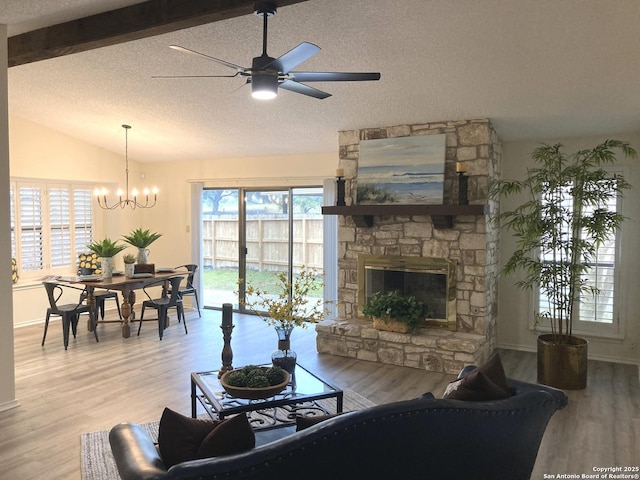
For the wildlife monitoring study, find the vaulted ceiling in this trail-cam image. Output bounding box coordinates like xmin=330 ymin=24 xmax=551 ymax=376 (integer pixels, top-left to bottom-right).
xmin=3 ymin=0 xmax=640 ymax=162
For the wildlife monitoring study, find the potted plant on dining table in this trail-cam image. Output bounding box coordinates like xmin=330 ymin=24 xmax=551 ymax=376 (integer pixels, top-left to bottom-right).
xmin=87 ymin=238 xmax=127 ymax=279
xmin=122 ymin=228 xmax=162 ymax=264
xmin=122 ymin=253 xmax=136 ymax=278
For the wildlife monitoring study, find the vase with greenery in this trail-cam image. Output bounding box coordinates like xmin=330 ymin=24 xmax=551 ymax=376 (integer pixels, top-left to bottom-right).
xmin=123 ymin=253 xmax=136 ymax=277
xmin=361 ymin=290 xmax=424 ymax=333
xmin=87 ymin=238 xmax=127 ymax=279
xmin=489 ymin=139 xmax=636 ymax=389
xmin=241 ymin=265 xmax=329 ymax=373
xmin=122 ymin=228 xmax=162 ymax=264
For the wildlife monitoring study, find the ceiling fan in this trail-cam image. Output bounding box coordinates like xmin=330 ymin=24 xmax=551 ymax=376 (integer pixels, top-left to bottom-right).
xmin=153 ymin=1 xmax=381 ymax=100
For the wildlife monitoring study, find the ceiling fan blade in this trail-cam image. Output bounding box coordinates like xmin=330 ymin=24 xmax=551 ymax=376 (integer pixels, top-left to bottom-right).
xmin=267 ymin=42 xmax=321 ymax=73
xmin=152 ymin=73 xmax=241 ymax=78
xmin=279 ymin=80 xmax=331 ymax=100
xmin=289 ymin=72 xmax=381 ymax=82
xmin=169 ymin=45 xmax=247 ymax=72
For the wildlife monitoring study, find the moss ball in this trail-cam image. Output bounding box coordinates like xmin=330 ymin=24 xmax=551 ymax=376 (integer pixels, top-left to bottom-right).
xmin=225 ymin=371 xmax=247 ymax=387
xmin=265 ymin=366 xmax=287 ymax=385
xmin=242 ymin=365 xmax=260 ymax=375
xmin=246 ymin=374 xmax=269 ymax=388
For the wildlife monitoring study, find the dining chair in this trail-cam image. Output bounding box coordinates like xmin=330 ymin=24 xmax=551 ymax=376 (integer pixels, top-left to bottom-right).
xmin=170 ymin=264 xmax=201 ymax=318
xmin=138 ymin=276 xmax=186 ymax=340
xmin=42 ymin=281 xmax=99 ymax=350
xmin=80 ymin=290 xmax=122 ymax=320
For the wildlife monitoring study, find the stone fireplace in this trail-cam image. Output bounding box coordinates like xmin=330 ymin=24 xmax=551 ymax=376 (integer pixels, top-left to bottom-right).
xmin=317 ymin=119 xmax=502 ymax=374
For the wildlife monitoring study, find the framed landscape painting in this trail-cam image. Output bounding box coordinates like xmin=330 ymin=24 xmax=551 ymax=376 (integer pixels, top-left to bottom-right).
xmin=356 ymin=134 xmax=446 ymax=205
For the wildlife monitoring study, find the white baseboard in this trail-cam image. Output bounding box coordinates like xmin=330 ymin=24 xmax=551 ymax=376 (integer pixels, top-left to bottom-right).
xmin=0 ymin=399 xmax=20 ymax=412
xmin=498 ymin=342 xmax=640 ymax=367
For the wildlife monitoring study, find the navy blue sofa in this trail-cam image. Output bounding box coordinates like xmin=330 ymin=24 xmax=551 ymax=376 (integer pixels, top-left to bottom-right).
xmin=109 ymin=370 xmax=567 ymax=480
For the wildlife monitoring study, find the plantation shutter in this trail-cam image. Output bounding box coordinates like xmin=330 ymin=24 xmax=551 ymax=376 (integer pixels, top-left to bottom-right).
xmin=73 ymin=188 xmax=94 ymax=256
xmin=18 ymin=185 xmax=44 ymax=272
xmin=11 ymin=180 xmax=96 ymax=280
xmin=49 ymin=186 xmax=72 ymax=268
xmin=579 ymin=194 xmax=617 ymax=324
xmin=9 ymin=186 xmax=16 ymax=259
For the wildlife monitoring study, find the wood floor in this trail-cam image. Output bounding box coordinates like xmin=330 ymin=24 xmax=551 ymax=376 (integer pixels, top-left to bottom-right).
xmin=1 ymin=308 xmax=638 ymax=480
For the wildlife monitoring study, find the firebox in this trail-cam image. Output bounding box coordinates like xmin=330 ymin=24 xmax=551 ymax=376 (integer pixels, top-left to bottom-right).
xmin=357 ymin=254 xmax=457 ymax=331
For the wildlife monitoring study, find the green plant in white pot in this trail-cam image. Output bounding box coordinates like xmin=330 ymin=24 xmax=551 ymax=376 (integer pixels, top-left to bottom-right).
xmin=122 ymin=253 xmax=136 ymax=277
xmin=490 ymin=139 xmax=636 ymax=389
xmin=122 ymin=228 xmax=162 ymax=264
xmin=87 ymin=238 xmax=127 ymax=279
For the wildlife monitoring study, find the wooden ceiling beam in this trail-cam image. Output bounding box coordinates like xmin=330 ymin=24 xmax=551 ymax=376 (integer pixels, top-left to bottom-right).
xmin=8 ymin=0 xmax=310 ymax=67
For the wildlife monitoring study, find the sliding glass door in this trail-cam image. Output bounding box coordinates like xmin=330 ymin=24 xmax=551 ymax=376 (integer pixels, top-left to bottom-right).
xmin=201 ymin=186 xmax=323 ymax=311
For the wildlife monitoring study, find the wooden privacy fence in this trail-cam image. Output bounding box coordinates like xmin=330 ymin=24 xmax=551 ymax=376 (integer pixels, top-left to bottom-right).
xmin=202 ymin=216 xmax=323 ymax=272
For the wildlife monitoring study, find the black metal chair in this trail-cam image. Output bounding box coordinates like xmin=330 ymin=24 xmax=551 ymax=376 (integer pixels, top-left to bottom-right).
xmin=170 ymin=264 xmax=201 ymax=317
xmin=42 ymin=281 xmax=98 ymax=350
xmin=138 ymin=276 xmax=186 ymax=340
xmin=80 ymin=290 xmax=122 ymax=320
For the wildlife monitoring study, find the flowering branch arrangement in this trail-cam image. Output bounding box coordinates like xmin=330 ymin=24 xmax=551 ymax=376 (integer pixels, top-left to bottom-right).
xmin=241 ymin=265 xmax=330 ymax=329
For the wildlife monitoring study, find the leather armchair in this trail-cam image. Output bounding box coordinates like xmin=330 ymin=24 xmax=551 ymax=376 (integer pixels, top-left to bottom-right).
xmin=109 ymin=373 xmax=567 ymax=480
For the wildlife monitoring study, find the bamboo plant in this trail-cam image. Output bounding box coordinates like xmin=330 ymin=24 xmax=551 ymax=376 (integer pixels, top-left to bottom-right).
xmin=489 ymin=140 xmax=636 ymax=344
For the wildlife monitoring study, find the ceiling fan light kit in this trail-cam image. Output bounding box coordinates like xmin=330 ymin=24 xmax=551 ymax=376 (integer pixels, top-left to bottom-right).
xmin=251 ymin=73 xmax=278 ymax=99
xmin=155 ymin=1 xmax=381 ymax=100
xmin=95 ymin=125 xmax=158 ymax=211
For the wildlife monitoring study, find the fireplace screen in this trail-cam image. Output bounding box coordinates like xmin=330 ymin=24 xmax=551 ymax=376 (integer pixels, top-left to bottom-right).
xmin=358 ymin=254 xmax=457 ymax=331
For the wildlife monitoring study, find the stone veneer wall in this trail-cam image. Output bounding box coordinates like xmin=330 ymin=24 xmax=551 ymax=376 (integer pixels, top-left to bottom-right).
xmin=316 ymin=119 xmax=502 ymax=374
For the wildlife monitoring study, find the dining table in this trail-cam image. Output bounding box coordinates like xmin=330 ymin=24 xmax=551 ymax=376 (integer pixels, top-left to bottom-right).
xmin=55 ymin=269 xmax=187 ymax=338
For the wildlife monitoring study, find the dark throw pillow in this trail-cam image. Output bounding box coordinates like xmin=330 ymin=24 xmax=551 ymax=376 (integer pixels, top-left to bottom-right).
xmin=158 ymin=408 xmax=218 ymax=468
xmin=197 ymin=412 xmax=255 ymax=458
xmin=157 ymin=408 xmax=255 ymax=468
xmin=442 ymin=352 xmax=512 ymax=401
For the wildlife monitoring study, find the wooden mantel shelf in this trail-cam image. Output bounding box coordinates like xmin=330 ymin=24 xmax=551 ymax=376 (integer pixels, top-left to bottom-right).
xmin=321 ymin=204 xmax=489 ymax=229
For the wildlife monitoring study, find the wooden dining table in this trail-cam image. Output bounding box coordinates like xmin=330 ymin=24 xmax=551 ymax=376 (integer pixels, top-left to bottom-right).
xmin=55 ymin=270 xmax=187 ymax=338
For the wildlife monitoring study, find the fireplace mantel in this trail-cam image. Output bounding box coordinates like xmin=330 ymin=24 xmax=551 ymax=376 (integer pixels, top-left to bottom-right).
xmin=321 ymin=204 xmax=488 ymax=228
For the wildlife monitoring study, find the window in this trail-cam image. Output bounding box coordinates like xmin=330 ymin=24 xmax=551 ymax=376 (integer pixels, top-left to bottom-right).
xmin=11 ymin=180 xmax=96 ymax=281
xmin=538 ymin=182 xmax=620 ymax=336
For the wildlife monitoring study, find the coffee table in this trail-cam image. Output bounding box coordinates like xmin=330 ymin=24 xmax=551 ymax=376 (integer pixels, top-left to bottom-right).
xmin=191 ymin=364 xmax=343 ymax=431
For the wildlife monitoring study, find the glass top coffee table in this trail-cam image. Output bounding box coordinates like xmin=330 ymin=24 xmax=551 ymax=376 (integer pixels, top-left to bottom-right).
xmin=191 ymin=364 xmax=343 ymax=431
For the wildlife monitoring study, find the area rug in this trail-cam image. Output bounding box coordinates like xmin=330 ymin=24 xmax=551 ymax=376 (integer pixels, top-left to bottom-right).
xmin=80 ymin=389 xmax=375 ymax=480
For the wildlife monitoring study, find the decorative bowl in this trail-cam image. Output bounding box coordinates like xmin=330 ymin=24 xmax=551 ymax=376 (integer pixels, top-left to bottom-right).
xmin=220 ymin=367 xmax=290 ymax=400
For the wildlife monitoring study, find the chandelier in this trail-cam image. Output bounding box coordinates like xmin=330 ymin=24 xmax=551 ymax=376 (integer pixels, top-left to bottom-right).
xmin=95 ymin=124 xmax=158 ymax=210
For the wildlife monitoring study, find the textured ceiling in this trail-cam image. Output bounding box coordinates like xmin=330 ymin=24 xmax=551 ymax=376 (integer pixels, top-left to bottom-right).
xmin=4 ymin=0 xmax=640 ymax=162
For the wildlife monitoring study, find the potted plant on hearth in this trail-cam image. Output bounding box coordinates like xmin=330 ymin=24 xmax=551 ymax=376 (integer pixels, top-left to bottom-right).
xmin=87 ymin=238 xmax=127 ymax=279
xmin=362 ymin=290 xmax=424 ymax=334
xmin=489 ymin=139 xmax=636 ymax=389
xmin=122 ymin=228 xmax=162 ymax=264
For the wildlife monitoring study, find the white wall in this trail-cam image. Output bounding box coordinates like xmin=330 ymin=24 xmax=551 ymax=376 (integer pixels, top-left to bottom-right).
xmin=0 ymin=24 xmax=18 ymax=412
xmin=498 ymin=132 xmax=640 ymax=365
